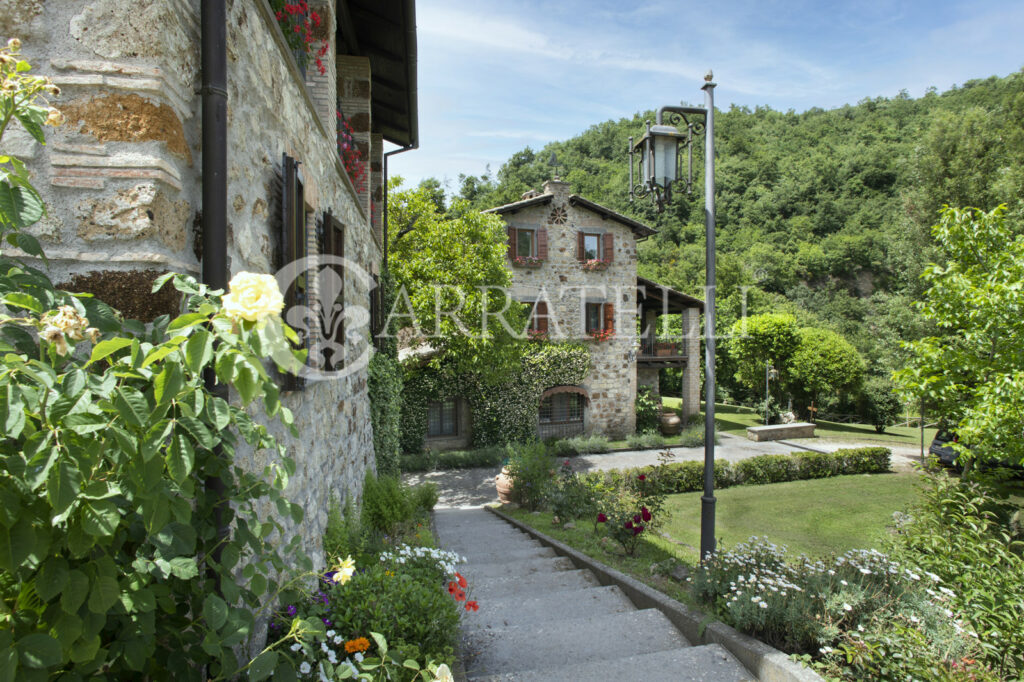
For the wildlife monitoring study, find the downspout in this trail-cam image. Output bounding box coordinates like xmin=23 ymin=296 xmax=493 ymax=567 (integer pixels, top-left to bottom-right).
xmin=382 ymin=145 xmax=415 ymax=265
xmin=200 ymin=0 xmax=229 ymax=562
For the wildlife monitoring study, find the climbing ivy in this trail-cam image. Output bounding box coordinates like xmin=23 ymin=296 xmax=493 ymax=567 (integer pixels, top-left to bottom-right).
xmin=368 ymin=267 xmax=402 ymax=474
xmin=400 ymin=343 xmax=591 ymax=453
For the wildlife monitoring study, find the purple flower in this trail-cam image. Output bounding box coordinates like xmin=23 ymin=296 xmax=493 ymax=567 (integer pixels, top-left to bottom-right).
xmin=286 ymin=605 xmax=297 ymax=617
xmin=322 ymin=618 xmax=332 ymax=626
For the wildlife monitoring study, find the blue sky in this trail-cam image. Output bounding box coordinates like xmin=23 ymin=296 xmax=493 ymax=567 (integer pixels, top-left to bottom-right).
xmin=386 ymin=0 xmax=1024 ymax=190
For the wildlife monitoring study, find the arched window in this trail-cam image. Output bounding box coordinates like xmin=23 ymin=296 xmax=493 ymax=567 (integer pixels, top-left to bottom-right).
xmin=538 ymin=386 xmax=588 ymax=439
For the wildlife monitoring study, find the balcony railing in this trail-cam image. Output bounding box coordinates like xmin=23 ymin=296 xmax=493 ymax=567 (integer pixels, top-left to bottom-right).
xmin=639 ymin=336 xmax=686 ymax=360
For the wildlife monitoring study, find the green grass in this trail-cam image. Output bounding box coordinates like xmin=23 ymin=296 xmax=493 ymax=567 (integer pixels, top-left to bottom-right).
xmin=662 ymin=472 xmax=921 ymax=560
xmin=662 ymin=399 xmax=939 ymax=449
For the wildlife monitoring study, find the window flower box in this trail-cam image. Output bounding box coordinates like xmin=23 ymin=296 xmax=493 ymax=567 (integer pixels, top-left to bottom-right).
xmin=512 ymin=256 xmax=544 ymax=268
xmin=581 ymin=259 xmax=610 ymax=272
xmin=527 ymin=329 xmax=549 ymax=342
xmin=655 ymin=341 xmax=678 ymax=356
xmin=587 ymin=328 xmax=614 ymax=343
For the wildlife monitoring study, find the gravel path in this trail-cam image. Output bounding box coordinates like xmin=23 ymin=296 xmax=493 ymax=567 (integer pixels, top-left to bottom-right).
xmin=404 ymin=433 xmax=922 ymax=509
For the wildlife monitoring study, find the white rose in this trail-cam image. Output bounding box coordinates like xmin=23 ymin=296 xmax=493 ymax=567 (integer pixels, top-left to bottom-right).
xmin=222 ymin=272 xmax=284 ymax=323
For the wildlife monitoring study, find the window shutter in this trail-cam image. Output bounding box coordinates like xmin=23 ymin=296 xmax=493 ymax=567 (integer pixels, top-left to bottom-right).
xmin=603 ymin=302 xmax=614 ymax=332
xmin=536 ymin=301 xmax=548 ymax=333
xmin=507 ymin=227 xmax=517 ymax=259
xmin=576 ymin=231 xmax=584 ymax=262
xmin=280 ymin=154 xmax=306 ymax=391
xmin=537 ymin=228 xmax=548 ymax=260
xmin=603 ymin=233 xmax=614 ymax=263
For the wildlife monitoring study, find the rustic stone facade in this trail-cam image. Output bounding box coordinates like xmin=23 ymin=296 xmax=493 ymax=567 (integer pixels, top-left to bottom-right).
xmin=4 ymin=0 xmax=386 ymax=567
xmin=499 ymin=179 xmax=641 ymax=439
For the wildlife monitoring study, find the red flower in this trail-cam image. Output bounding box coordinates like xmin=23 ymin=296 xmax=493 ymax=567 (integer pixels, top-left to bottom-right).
xmin=596 ymin=513 xmax=607 ymax=523
xmin=465 ymin=600 xmax=479 ymax=612
xmin=311 ymin=10 xmax=321 ymax=26
xmin=633 ymin=514 xmax=641 ymax=524
xmin=633 ymin=525 xmax=644 ymax=536
xmin=275 ymin=10 xmax=283 ymax=19
xmin=454 ymin=589 xmax=466 ymax=602
xmin=641 ymin=507 xmax=651 ymax=522
xmin=456 ymin=572 xmax=467 ymax=589
xmin=447 ymin=581 xmax=456 ymax=594
xmin=637 ymin=474 xmax=646 ymax=481
xmin=624 ymin=520 xmax=633 ymax=530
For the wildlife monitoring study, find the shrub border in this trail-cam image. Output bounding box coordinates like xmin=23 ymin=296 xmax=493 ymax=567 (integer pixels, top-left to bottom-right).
xmin=488 ymin=506 xmax=824 ymax=682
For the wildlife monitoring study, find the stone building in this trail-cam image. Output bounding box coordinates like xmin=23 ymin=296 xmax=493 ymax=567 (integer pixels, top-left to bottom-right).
xmin=417 ymin=178 xmax=702 ymax=451
xmin=1 ymin=0 xmax=417 ymax=563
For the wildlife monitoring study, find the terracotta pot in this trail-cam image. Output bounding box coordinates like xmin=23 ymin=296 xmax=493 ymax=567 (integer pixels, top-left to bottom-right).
xmin=495 ymin=466 xmax=514 ymax=504
xmin=659 ymin=411 xmax=681 ymax=436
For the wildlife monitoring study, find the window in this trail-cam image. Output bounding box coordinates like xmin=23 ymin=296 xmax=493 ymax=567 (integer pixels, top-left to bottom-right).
xmin=280 ymin=153 xmax=308 ymax=391
xmin=585 ymin=302 xmax=603 ymax=334
xmin=525 ymin=300 xmax=548 ymax=333
xmin=583 ymin=233 xmax=600 ymax=260
xmin=323 ymin=211 xmax=345 ymax=369
xmin=427 ymin=399 xmax=459 ymax=437
xmin=517 ymin=229 xmax=535 ymax=258
xmin=539 ymin=393 xmax=584 ymax=424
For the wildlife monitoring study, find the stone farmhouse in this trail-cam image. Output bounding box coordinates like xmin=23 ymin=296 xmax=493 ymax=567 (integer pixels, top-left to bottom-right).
xmin=419 ymin=177 xmax=703 ymax=451
xmin=2 ymin=0 xmax=417 ymax=561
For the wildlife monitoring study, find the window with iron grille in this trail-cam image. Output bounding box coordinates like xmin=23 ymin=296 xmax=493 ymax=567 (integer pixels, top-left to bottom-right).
xmin=427 ymin=399 xmax=459 ymax=437
xmin=539 ymin=393 xmax=584 ymax=424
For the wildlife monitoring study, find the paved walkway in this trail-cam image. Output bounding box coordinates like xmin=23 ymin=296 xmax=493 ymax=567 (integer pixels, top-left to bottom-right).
xmin=405 ymin=433 xmax=922 ymax=509
xmin=435 ymin=508 xmax=753 ymax=681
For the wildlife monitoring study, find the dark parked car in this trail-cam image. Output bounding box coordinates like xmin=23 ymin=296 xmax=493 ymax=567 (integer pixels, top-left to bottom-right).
xmin=929 ymin=429 xmax=963 ymax=466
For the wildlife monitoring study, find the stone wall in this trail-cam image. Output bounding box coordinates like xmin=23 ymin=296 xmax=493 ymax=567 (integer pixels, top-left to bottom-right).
xmin=504 ymin=179 xmax=638 ymax=439
xmin=3 ymin=0 xmax=380 ymax=568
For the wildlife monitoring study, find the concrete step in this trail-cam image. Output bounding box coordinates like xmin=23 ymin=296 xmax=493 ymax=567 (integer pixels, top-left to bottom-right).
xmin=471 ymin=567 xmax=600 ymax=599
xmin=439 ymin=536 xmax=543 ymax=558
xmin=463 ymin=546 xmax=558 ymax=566
xmin=461 ymin=556 xmax=575 ymax=581
xmin=464 ymin=584 xmax=635 ymax=632
xmin=470 ymin=643 xmax=753 ymax=682
xmin=462 ymin=607 xmax=691 ymax=677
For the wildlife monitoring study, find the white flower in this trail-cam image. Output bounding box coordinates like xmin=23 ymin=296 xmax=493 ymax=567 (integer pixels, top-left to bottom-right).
xmin=330 ymin=556 xmax=356 ymax=585
xmin=290 ymin=642 xmax=303 ymax=652
xmin=327 ymin=650 xmax=338 ymax=664
xmin=354 ymin=652 xmax=364 ymax=663
xmin=759 ymin=601 xmax=768 ymax=609
xmin=222 ymin=272 xmax=284 ymax=323
xmin=820 ymin=646 xmax=834 ymax=654
xmin=909 ymin=615 xmax=920 ymax=624
xmin=333 ymin=635 xmax=344 ymax=645
xmin=843 ymin=603 xmax=852 ymax=612
xmin=433 ymin=663 xmax=455 ymax=682
xmin=840 ymin=580 xmax=848 ymax=586
xmin=299 ymin=661 xmax=311 ymax=674
xmin=326 ymin=629 xmax=336 ymax=638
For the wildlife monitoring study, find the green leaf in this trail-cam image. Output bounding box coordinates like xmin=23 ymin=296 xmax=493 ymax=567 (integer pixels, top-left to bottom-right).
xmin=0 ymin=383 xmax=26 ymax=439
xmin=184 ymin=330 xmax=214 ymax=375
xmin=234 ymin=364 xmax=260 ymax=405
xmin=61 ymin=570 xmax=89 ymax=613
xmin=167 ymin=556 xmax=198 ymax=580
xmin=12 ymin=232 xmax=44 ymax=259
xmin=3 ymin=292 xmax=42 ymax=313
xmin=166 ymin=431 xmax=195 ymax=483
xmin=47 ymin=459 xmax=81 ymax=515
xmin=140 ymin=343 xmax=179 ymax=368
xmin=14 ymin=108 xmax=46 ymax=145
xmin=0 ymin=519 xmax=34 ymax=571
xmin=370 ymin=632 xmax=387 ymax=655
xmin=69 ymin=636 xmax=100 ymax=664
xmin=177 ymin=415 xmax=215 ymax=450
xmin=81 ymin=500 xmax=119 ymax=537
xmin=206 ymin=396 xmax=231 ymax=431
xmin=87 ymin=337 xmax=133 ymax=366
xmin=0 ymin=179 xmax=43 ymax=229
xmin=35 ymin=557 xmax=69 ymax=601
xmin=166 ymin=312 xmax=207 ymax=332
xmin=248 ymin=650 xmax=278 ymax=681
xmin=62 ymin=412 xmax=108 ymax=434
xmin=0 ymin=646 xmax=18 ymax=682
xmin=154 ymin=363 xmax=184 ymax=405
xmin=86 ymin=575 xmax=120 ymax=614
xmin=113 ymin=387 xmax=150 ymax=428
xmin=17 ymin=634 xmax=61 ymax=669
xmin=202 ymin=594 xmax=228 ymax=631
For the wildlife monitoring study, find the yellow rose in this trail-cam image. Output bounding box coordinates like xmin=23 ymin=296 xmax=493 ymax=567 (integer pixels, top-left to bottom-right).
xmin=222 ymin=272 xmax=284 ymax=323
xmin=331 ymin=555 xmax=356 ymax=585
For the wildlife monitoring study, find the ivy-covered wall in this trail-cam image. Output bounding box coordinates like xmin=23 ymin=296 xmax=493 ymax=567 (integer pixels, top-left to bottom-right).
xmin=400 ymin=343 xmax=591 ymax=452
xmin=368 ymin=268 xmax=403 ymax=473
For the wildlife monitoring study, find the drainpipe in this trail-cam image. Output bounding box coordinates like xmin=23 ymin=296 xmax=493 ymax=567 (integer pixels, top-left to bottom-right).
xmin=382 ymin=145 xmax=415 ymax=265
xmin=200 ymin=0 xmax=229 ymax=562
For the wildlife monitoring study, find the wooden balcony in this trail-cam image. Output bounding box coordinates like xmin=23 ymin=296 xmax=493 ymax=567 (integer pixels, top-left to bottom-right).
xmin=637 ymin=338 xmax=688 ymax=367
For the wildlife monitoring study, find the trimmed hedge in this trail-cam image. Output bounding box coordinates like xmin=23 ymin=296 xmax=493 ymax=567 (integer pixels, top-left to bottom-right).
xmin=587 ymin=447 xmax=892 ymax=494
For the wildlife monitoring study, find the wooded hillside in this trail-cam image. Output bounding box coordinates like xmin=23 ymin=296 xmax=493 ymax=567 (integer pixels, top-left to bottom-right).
xmin=448 ymin=70 xmax=1024 ymax=405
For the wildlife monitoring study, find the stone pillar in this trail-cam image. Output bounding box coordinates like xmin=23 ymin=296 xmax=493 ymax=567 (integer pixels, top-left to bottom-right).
xmin=337 ymin=55 xmax=371 ymax=217
xmin=370 ymin=132 xmax=383 ymax=246
xmin=682 ymin=307 xmax=701 ymax=419
xmin=305 ymin=1 xmax=337 ymax=137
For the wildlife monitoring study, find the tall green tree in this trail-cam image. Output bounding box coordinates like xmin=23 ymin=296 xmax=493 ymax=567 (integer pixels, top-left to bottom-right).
xmin=786 ymin=326 xmax=864 ymax=411
xmin=387 ymin=179 xmax=526 ymax=382
xmin=894 ymin=205 xmax=1024 ymax=465
xmin=726 ymin=313 xmax=801 ymax=395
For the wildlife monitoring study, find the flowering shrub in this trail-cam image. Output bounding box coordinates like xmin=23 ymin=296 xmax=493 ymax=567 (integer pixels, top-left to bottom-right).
xmin=581 ymin=259 xmax=610 ymax=271
xmin=511 ymin=255 xmax=543 ymax=268
xmin=0 ymin=45 xmax=314 ymax=680
xmin=337 ymin=113 xmax=366 ymax=191
xmin=506 ymin=441 xmax=556 ymax=511
xmin=587 ymin=327 xmax=614 ymax=342
xmin=596 ymin=456 xmax=671 ymax=555
xmin=691 ymin=538 xmax=985 ymax=678
xmin=271 ymin=0 xmax=329 ymax=75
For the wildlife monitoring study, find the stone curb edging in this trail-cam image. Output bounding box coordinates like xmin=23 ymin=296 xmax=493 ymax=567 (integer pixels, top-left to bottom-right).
xmin=487 ymin=506 xmax=823 ymax=682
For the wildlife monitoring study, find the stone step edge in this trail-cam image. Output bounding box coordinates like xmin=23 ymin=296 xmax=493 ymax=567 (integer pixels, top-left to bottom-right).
xmin=486 ymin=505 xmax=824 ymax=682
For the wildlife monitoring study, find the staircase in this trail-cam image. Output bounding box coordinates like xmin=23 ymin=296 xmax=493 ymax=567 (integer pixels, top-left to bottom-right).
xmin=434 ymin=509 xmax=755 ymax=681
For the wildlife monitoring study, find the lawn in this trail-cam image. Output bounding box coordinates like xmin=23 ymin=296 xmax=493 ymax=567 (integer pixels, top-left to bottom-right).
xmin=662 ymin=398 xmax=939 ymax=449
xmin=662 ymin=472 xmax=922 ymax=560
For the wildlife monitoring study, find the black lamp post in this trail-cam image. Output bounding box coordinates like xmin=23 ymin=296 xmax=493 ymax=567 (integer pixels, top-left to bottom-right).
xmin=630 ymin=72 xmax=717 ymax=561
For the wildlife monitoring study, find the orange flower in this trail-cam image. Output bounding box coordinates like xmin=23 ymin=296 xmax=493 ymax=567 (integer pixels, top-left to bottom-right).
xmin=453 ymin=589 xmax=466 ymax=602
xmin=344 ymin=637 xmax=370 ymax=654
xmin=464 ymin=600 xmax=479 ymax=612
xmin=455 ymin=572 xmax=467 ymax=589
xmin=447 ymin=581 xmax=457 ymax=594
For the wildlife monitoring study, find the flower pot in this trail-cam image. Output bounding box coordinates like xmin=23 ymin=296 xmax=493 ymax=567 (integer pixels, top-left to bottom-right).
xmin=659 ymin=411 xmax=681 ymax=436
xmin=495 ymin=466 xmax=514 ymax=504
